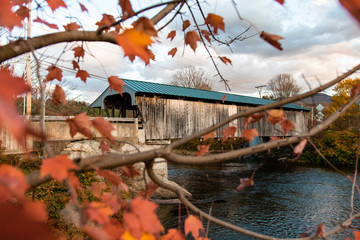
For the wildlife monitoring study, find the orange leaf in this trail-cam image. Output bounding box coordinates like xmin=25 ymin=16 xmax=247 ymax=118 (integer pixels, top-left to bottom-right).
xmin=241 ymin=128 xmax=259 ymax=142
xmin=23 ymin=201 xmax=48 ymax=222
xmin=236 ymin=178 xmax=254 ymax=191
xmin=101 ymin=193 xmax=124 ymax=213
xmin=66 ymin=112 xmax=93 ymax=138
xmin=40 ymin=155 xmax=79 ymax=182
xmin=203 ymin=131 xmax=215 ymax=141
xmin=201 ymin=30 xmax=211 ymax=43
xmin=204 ymin=13 xmax=225 ymax=34
xmin=76 ymin=69 xmax=90 ymax=83
xmin=184 ymin=215 xmax=204 ymax=239
xmin=196 ymin=144 xmax=210 ymax=156
xmin=119 ymin=0 xmax=134 ymax=18
xmin=219 ymin=56 xmax=232 ymax=65
xmin=0 ymin=67 xmax=31 ymax=103
xmin=15 ymin=5 xmax=30 ymax=21
xmin=139 ymin=181 xmax=159 ymax=198
xmin=79 ymin=3 xmax=88 ymax=12
xmin=64 ymin=22 xmax=81 ymax=31
xmin=315 ymin=223 xmax=325 ymax=238
xmin=280 ymin=119 xmax=295 ymax=134
xmin=33 ymin=17 xmax=58 ymax=29
xmin=132 ymin=17 xmax=157 ymax=37
xmin=266 ymin=109 xmax=284 ymax=124
xmin=221 ymin=126 xmax=237 ymax=142
xmin=243 ymin=113 xmax=266 ymax=129
xmin=116 ymin=29 xmax=153 ymax=63
xmin=167 ymin=30 xmax=176 ymax=41
xmin=108 ymin=76 xmax=125 ymax=95
xmin=0 ymin=165 xmax=28 ymax=198
xmin=340 ymin=0 xmax=360 ymax=24
xmin=46 ymin=0 xmax=67 ymax=11
xmin=164 ymin=229 xmax=186 ymax=240
xmin=72 ymin=60 xmax=80 ymax=70
xmin=185 ymin=31 xmax=201 ymax=52
xmin=168 ymin=47 xmax=177 ymax=58
xmin=0 ymin=1 xmax=23 ymax=30
xmin=96 ymin=169 xmax=128 ymax=192
xmin=260 ymin=31 xmax=284 ymax=51
xmin=354 ymin=231 xmax=360 ymax=240
xmin=221 ymin=94 xmax=227 ymax=103
xmin=351 ymin=83 xmax=360 ymax=97
xmin=52 ymin=85 xmax=66 ymax=105
xmin=182 ymin=20 xmax=191 ymax=31
xmin=92 ymin=117 xmax=115 ymax=143
xmin=73 ymin=46 xmax=85 ymax=58
xmin=84 ymin=201 xmax=114 ymax=225
xmin=120 ymin=165 xmax=140 ymax=178
xmin=89 ymin=182 xmax=107 ymax=198
xmin=294 ymin=139 xmax=307 ymax=155
xmin=96 ymin=14 xmax=115 ymax=31
xmin=99 ymin=140 xmax=110 ymax=154
xmin=45 ymin=65 xmax=62 ymax=82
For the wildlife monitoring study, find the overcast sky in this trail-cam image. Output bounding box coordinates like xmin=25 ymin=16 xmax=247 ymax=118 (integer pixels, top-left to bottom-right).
xmin=10 ymin=0 xmax=360 ymax=103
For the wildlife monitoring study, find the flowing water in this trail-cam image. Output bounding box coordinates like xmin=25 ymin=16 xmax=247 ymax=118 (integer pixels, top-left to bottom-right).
xmin=157 ymin=160 xmax=360 ymax=239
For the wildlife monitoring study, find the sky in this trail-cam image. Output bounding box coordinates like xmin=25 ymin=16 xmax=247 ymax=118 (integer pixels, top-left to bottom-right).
xmin=4 ymin=0 xmax=360 ymax=103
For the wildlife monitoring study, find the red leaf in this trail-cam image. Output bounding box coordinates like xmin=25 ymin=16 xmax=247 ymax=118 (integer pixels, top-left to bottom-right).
xmin=185 ymin=31 xmax=201 ymax=52
xmin=203 ymin=131 xmax=215 ymax=141
xmin=184 ymin=215 xmax=204 ymax=239
xmin=72 ymin=60 xmax=80 ymax=70
xmin=45 ymin=65 xmax=62 ymax=82
xmin=260 ymin=31 xmax=284 ymax=51
xmin=219 ymin=56 xmax=232 ymax=65
xmin=101 ymin=193 xmax=124 ymax=213
xmin=64 ymin=22 xmax=81 ymax=31
xmin=236 ymin=178 xmax=254 ymax=191
xmin=66 ymin=112 xmax=93 ymax=138
xmin=0 ymin=165 xmax=28 ymax=198
xmin=221 ymin=94 xmax=227 ymax=103
xmin=96 ymin=169 xmax=128 ymax=192
xmin=315 ymin=223 xmax=325 ymax=238
xmin=23 ymin=201 xmax=48 ymax=222
xmin=280 ymin=119 xmax=295 ymax=134
xmin=119 ymin=0 xmax=134 ymax=18
xmin=120 ymin=165 xmax=140 ymax=178
xmin=164 ymin=229 xmax=186 ymax=240
xmin=132 ymin=17 xmax=157 ymax=37
xmin=52 ymin=85 xmax=66 ymax=105
xmin=73 ymin=46 xmax=85 ymax=58
xmin=116 ymin=29 xmax=153 ymax=63
xmin=204 ymin=13 xmax=225 ymax=34
xmin=354 ymin=231 xmax=360 ymax=240
xmin=221 ymin=126 xmax=237 ymax=143
xmin=266 ymin=109 xmax=284 ymax=125
xmin=76 ymin=69 xmax=90 ymax=83
xmin=79 ymin=3 xmax=88 ymax=12
xmin=84 ymin=201 xmax=114 ymax=225
xmin=82 ymin=225 xmax=112 ymax=240
xmin=351 ymin=83 xmax=360 ymax=97
xmin=241 ymin=128 xmax=259 ymax=142
xmin=243 ymin=113 xmax=266 ymax=129
xmin=108 ymin=76 xmax=125 ymax=95
xmin=92 ymin=117 xmax=115 ymax=143
xmin=0 ymin=67 xmax=31 ymax=103
xmin=196 ymin=144 xmax=210 ymax=156
xmin=96 ymin=14 xmax=115 ymax=31
xmin=294 ymin=139 xmax=307 ymax=155
xmin=89 ymin=182 xmax=107 ymax=198
xmin=167 ymin=30 xmax=176 ymax=41
xmin=46 ymin=0 xmax=67 ymax=11
xmin=182 ymin=20 xmax=191 ymax=31
xmin=168 ymin=47 xmax=177 ymax=58
xmin=201 ymin=30 xmax=211 ymax=43
xmin=15 ymin=5 xmax=30 ymax=21
xmin=0 ymin=1 xmax=23 ymax=30
xmin=99 ymin=140 xmax=110 ymax=154
xmin=340 ymin=0 xmax=360 ymax=24
xmin=33 ymin=17 xmax=58 ymax=29
xmin=274 ymin=0 xmax=285 ymax=4
xmin=40 ymin=155 xmax=79 ymax=182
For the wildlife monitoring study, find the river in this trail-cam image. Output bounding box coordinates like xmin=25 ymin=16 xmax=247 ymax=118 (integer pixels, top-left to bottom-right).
xmin=157 ymin=160 xmax=360 ymax=239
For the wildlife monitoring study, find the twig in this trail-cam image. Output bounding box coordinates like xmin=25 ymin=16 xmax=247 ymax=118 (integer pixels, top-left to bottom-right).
xmin=350 ymin=143 xmax=359 ymax=217
xmin=205 ymin=201 xmax=214 ymax=238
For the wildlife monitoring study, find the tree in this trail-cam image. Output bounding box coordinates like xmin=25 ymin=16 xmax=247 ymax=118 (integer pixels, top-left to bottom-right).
xmin=171 ymin=66 xmax=212 ymax=90
xmin=1 ymin=1 xmax=360 ymax=240
xmin=266 ymin=74 xmax=300 ymax=100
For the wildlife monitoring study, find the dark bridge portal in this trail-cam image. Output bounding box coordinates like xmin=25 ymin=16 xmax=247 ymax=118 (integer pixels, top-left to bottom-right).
xmin=103 ymin=93 xmax=136 ymax=118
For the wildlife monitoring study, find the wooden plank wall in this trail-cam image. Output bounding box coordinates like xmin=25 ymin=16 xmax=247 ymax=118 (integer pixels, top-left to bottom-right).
xmin=137 ymin=96 xmax=308 ymax=140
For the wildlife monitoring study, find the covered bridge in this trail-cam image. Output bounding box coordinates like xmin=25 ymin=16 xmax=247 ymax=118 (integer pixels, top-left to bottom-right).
xmin=89 ymin=79 xmax=309 ymax=140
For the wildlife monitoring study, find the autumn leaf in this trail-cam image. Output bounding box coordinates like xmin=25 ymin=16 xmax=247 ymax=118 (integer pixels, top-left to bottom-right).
xmin=293 ymin=139 xmax=307 ymax=155
xmin=33 ymin=17 xmax=59 ymax=29
xmin=79 ymin=3 xmax=88 ymax=12
xmin=164 ymin=229 xmax=186 ymax=240
xmin=139 ymin=181 xmax=159 ymax=198
xmin=196 ymin=144 xmax=210 ymax=156
xmin=351 ymin=83 xmax=360 ymax=97
xmin=45 ymin=65 xmax=63 ymax=82
xmin=203 ymin=131 xmax=215 ymax=141
xmin=101 ymin=193 xmax=124 ymax=213
xmin=64 ymin=22 xmax=81 ymax=31
xmin=221 ymin=94 xmax=227 ymax=103
xmin=89 ymin=182 xmax=107 ymax=198
xmin=23 ymin=201 xmax=48 ymax=222
xmin=241 ymin=129 xmax=259 ymax=142
xmin=205 ymin=13 xmax=225 ymax=34
xmin=40 ymin=155 xmax=79 ymax=182
xmin=280 ymin=119 xmax=295 ymax=134
xmin=132 ymin=17 xmax=157 ymax=37
xmin=168 ymin=47 xmax=177 ymax=58
xmin=76 ymin=69 xmax=90 ymax=83
xmin=221 ymin=126 xmax=237 ymax=142
xmin=73 ymin=46 xmax=85 ymax=58
xmin=0 ymin=0 xmax=23 ymax=30
xmin=182 ymin=20 xmax=191 ymax=31
xmin=120 ymin=165 xmax=140 ymax=178
xmin=185 ymin=31 xmax=201 ymax=52
xmin=15 ymin=5 xmax=30 ymax=21
xmin=83 ymin=225 xmax=113 ymax=240
xmin=0 ymin=67 xmax=31 ymax=103
xmin=52 ymin=85 xmax=66 ymax=105
xmin=84 ymin=201 xmax=114 ymax=225
xmin=92 ymin=117 xmax=115 ymax=143
xmin=116 ymin=29 xmax=153 ymax=63
xmin=0 ymin=164 xmax=28 ymax=198
xmin=96 ymin=169 xmax=128 ymax=192
xmin=260 ymin=31 xmax=284 ymax=51
xmin=96 ymin=14 xmax=116 ymax=31
xmin=184 ymin=215 xmax=204 ymax=239
xmin=219 ymin=56 xmax=232 ymax=65
xmin=108 ymin=76 xmax=125 ymax=95
xmin=201 ymin=30 xmax=211 ymax=43
xmin=46 ymin=0 xmax=67 ymax=11
xmin=236 ymin=178 xmax=254 ymax=192
xmin=274 ymin=0 xmax=285 ymax=4
xmin=243 ymin=113 xmax=266 ymax=129
xmin=167 ymin=30 xmax=176 ymax=41
xmin=266 ymin=109 xmax=284 ymax=124
xmin=72 ymin=60 xmax=80 ymax=70
xmin=119 ymin=0 xmax=134 ymax=17
xmin=340 ymin=0 xmax=360 ymax=24
xmin=99 ymin=140 xmax=111 ymax=153
xmin=315 ymin=223 xmax=325 ymax=238
xmin=66 ymin=112 xmax=93 ymax=138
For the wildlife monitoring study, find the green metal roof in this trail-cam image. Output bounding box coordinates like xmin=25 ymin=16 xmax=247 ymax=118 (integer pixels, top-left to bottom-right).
xmin=90 ymin=79 xmax=308 ymax=111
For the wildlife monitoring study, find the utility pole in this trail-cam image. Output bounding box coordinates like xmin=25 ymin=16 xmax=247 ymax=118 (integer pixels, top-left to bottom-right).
xmin=25 ymin=1 xmax=32 ymax=116
xmin=255 ymin=85 xmax=266 ymax=98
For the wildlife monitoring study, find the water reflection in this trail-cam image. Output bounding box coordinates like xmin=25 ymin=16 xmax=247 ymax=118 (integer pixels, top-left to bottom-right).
xmin=157 ymin=161 xmax=360 ymax=239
